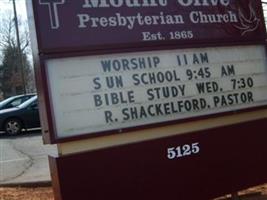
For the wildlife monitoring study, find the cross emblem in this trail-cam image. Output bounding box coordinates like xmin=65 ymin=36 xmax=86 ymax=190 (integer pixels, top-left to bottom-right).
xmin=39 ymin=0 xmax=66 ymax=29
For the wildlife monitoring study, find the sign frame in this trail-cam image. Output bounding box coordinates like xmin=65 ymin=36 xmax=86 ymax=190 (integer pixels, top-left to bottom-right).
xmin=26 ymin=0 xmax=267 ymax=144
xmin=38 ymin=45 xmax=267 ymax=144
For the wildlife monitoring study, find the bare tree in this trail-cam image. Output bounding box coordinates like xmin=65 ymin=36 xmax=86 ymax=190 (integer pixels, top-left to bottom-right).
xmin=0 ymin=11 xmax=35 ymax=98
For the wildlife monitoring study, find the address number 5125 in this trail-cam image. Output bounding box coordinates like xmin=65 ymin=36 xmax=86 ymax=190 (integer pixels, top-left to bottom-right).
xmin=167 ymin=142 xmax=200 ymax=160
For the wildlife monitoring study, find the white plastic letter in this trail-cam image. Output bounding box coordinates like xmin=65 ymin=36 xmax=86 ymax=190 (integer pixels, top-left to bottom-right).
xmin=77 ymin=14 xmax=90 ymax=28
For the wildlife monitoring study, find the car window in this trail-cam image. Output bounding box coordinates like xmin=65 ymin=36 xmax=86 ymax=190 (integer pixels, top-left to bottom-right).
xmin=0 ymin=97 xmax=16 ymax=107
xmin=5 ymin=98 xmax=23 ymax=108
xmin=4 ymin=96 xmax=33 ymax=109
xmin=18 ymin=96 xmax=38 ymax=108
xmin=21 ymin=96 xmax=32 ymax=103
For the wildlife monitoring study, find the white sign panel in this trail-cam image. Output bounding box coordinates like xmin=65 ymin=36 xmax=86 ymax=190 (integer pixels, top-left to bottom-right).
xmin=46 ymin=45 xmax=267 ymax=138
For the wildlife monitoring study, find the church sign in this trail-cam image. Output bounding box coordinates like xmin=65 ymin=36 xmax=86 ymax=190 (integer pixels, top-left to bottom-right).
xmin=27 ymin=0 xmax=267 ymax=142
xmin=27 ymin=0 xmax=267 ymax=200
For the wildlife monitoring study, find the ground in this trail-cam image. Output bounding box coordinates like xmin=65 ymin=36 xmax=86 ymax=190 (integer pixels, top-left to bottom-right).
xmin=0 ymin=184 xmax=267 ymax=200
xmin=0 ymin=187 xmax=53 ymax=200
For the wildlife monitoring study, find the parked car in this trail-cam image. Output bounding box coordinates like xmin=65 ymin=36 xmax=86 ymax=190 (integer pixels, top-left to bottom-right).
xmin=0 ymin=95 xmax=40 ymax=135
xmin=0 ymin=94 xmax=36 ymax=110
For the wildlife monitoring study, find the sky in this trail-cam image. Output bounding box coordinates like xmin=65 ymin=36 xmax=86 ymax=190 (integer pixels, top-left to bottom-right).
xmin=0 ymin=0 xmax=27 ymax=20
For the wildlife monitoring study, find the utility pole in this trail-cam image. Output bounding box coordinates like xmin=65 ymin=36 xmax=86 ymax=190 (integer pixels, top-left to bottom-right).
xmin=12 ymin=0 xmax=26 ymax=94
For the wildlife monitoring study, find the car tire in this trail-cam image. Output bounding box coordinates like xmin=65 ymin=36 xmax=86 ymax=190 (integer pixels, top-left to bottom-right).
xmin=4 ymin=118 xmax=23 ymax=135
